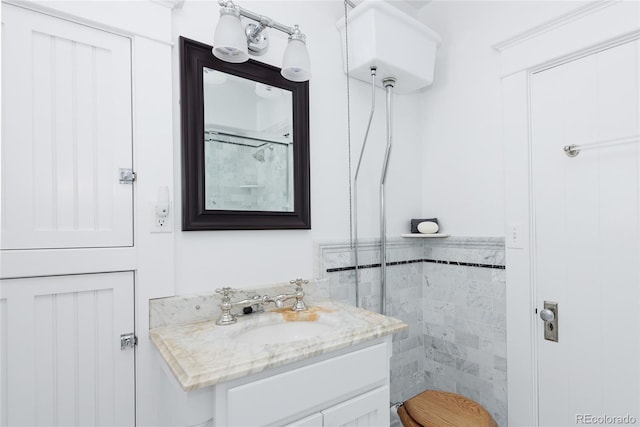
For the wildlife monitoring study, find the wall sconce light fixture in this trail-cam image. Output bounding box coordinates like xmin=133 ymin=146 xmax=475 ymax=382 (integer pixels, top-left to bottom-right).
xmin=212 ymin=0 xmax=311 ymax=82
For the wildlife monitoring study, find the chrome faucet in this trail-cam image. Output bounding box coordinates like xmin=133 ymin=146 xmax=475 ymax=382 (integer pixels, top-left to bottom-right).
xmin=214 ymin=288 xmax=263 ymax=325
xmin=261 ymin=279 xmax=308 ymax=311
xmin=214 ymin=279 xmax=309 ymax=325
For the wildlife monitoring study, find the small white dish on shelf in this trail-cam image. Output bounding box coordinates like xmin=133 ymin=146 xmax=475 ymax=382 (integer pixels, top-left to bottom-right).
xmin=400 ymin=233 xmax=450 ymax=238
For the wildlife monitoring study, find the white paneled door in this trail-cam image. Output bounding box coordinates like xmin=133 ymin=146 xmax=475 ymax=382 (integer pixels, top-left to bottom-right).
xmin=1 ymin=4 xmax=133 ymax=250
xmin=1 ymin=272 xmax=135 ymax=426
xmin=531 ymin=40 xmax=640 ymax=425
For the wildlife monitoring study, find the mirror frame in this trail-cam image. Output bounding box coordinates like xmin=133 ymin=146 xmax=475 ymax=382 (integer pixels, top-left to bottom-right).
xmin=180 ymin=37 xmax=310 ymax=230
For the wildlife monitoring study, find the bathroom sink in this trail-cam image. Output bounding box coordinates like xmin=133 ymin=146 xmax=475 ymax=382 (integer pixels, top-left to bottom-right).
xmin=234 ymin=321 xmax=333 ymax=346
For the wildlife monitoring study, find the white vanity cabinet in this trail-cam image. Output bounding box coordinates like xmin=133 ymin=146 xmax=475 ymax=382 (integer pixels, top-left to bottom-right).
xmin=284 ymin=386 xmax=389 ymax=427
xmin=158 ymin=337 xmax=393 ymax=427
xmin=151 ymin=300 xmax=406 ymax=427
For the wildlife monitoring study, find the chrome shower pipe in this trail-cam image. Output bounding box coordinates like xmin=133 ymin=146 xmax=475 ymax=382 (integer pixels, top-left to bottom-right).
xmin=353 ymin=66 xmax=377 ymax=308
xmin=380 ymin=77 xmax=396 ymax=316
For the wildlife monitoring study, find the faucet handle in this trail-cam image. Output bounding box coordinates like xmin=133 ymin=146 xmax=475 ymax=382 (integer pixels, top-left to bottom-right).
xmin=215 ymin=287 xmax=238 ymax=326
xmin=215 ymin=287 xmax=237 ymax=294
xmin=215 ymin=287 xmax=237 ymax=301
xmin=289 ymin=278 xmax=309 ymax=290
xmin=289 ymin=279 xmax=309 ymax=312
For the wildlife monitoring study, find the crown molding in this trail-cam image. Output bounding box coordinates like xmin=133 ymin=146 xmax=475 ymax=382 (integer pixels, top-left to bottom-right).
xmin=493 ymin=0 xmax=614 ymax=52
xmin=150 ymin=0 xmax=184 ymax=10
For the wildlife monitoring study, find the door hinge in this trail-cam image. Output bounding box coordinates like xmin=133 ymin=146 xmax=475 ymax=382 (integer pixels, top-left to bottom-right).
xmin=120 ymin=333 xmax=137 ymax=350
xmin=119 ymin=168 xmax=136 ymax=184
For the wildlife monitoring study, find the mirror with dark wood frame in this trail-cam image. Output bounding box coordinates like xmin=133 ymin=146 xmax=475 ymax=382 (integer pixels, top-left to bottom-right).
xmin=180 ymin=36 xmax=310 ymax=230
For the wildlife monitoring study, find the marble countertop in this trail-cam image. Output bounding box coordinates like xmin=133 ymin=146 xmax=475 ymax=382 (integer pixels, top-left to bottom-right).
xmin=149 ymin=300 xmax=407 ymax=391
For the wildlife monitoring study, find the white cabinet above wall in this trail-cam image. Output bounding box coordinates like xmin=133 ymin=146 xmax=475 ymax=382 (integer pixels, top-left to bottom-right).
xmin=1 ymin=3 xmax=134 ymax=250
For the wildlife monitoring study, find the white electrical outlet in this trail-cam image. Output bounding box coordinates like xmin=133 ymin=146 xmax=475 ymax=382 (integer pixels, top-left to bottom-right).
xmin=507 ymin=222 xmax=523 ymax=249
xmin=151 ymin=202 xmax=172 ymax=233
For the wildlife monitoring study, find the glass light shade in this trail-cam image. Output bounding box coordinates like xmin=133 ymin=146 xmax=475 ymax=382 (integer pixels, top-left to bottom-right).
xmin=212 ymin=13 xmax=249 ymax=63
xmin=255 ymin=82 xmax=282 ymax=99
xmin=203 ymin=68 xmax=228 ymax=85
xmin=281 ymin=39 xmax=311 ymax=82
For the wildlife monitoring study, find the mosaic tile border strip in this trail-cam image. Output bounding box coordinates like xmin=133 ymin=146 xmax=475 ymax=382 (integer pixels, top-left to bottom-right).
xmin=326 ymin=258 xmax=506 ymax=273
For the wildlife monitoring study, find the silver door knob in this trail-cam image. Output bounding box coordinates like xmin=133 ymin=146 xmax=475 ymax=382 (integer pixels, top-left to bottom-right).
xmin=539 ymin=308 xmax=555 ymax=322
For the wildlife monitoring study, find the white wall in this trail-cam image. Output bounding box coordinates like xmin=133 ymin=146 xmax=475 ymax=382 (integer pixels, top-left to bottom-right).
xmin=204 ymin=81 xmax=258 ymax=130
xmin=417 ymin=0 xmax=587 ymax=237
xmin=172 ymin=0 xmax=424 ymax=292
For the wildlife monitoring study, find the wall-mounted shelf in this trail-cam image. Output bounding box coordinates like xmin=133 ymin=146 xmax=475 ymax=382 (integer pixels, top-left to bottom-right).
xmin=400 ymin=233 xmax=450 ymax=238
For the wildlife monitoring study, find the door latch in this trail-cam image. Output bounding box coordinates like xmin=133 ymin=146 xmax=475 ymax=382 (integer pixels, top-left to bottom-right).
xmin=120 ymin=333 xmax=137 ymax=350
xmin=539 ymin=301 xmax=558 ymax=342
xmin=119 ymin=168 xmax=136 ymax=184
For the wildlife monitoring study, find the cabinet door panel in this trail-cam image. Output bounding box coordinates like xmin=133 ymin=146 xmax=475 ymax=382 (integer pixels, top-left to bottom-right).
xmin=282 ymin=412 xmax=323 ymax=427
xmin=322 ymin=386 xmax=389 ymax=427
xmin=224 ymin=343 xmax=388 ymax=426
xmin=1 ymin=4 xmax=133 ymax=249
xmin=0 ymin=272 xmax=135 ymax=426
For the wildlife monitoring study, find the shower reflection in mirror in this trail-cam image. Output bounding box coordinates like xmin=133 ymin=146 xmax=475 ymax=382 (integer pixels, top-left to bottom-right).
xmin=203 ymin=67 xmax=294 ymax=212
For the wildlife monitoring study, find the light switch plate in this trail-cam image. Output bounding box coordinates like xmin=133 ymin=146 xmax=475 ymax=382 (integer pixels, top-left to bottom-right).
xmin=506 ymin=222 xmax=524 ymax=249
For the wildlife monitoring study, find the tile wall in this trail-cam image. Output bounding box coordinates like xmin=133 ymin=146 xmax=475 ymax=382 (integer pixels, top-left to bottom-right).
xmin=204 ymin=139 xmax=292 ymax=211
xmin=314 ymin=236 xmax=506 ymax=426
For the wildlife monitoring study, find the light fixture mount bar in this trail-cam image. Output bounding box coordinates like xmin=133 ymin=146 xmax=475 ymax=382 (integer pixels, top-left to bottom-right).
xmin=218 ymin=0 xmax=297 ymax=36
xmin=214 ymin=0 xmax=311 ymax=81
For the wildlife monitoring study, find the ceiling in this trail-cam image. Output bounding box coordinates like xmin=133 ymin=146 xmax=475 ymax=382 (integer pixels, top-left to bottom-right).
xmin=396 ymin=1 xmax=431 ymax=11
xmin=354 ymin=0 xmax=432 ymax=15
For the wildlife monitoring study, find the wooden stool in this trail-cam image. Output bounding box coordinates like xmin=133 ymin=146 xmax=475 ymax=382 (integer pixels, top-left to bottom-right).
xmin=397 ymin=390 xmax=498 ymax=427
